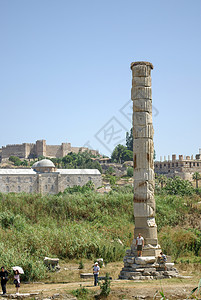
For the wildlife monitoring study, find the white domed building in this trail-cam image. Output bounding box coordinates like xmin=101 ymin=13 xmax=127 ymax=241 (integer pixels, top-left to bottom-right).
xmin=0 ymin=159 xmax=102 ymax=195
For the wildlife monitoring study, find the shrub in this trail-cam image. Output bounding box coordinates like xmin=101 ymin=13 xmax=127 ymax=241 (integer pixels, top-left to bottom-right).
xmin=163 ymin=176 xmax=195 ymax=196
xmin=78 ymin=260 xmax=84 ymax=269
xmin=127 ymin=167 xmax=133 ymax=177
xmin=99 ymin=273 xmax=111 ymax=297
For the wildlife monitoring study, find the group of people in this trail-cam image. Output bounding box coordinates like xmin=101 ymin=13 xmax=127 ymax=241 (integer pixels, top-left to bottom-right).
xmin=0 ymin=266 xmax=21 ymax=295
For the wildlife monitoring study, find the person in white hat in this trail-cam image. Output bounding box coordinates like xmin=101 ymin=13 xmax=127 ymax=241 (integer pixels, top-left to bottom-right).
xmin=93 ymin=262 xmax=100 ymax=286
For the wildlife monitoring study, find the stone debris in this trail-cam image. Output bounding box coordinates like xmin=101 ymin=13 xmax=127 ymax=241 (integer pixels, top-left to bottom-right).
xmin=80 ymin=273 xmax=94 ymax=279
xmin=1 ymin=293 xmax=39 ymax=298
xmin=44 ymin=257 xmax=60 ymax=271
xmin=119 ymin=255 xmax=178 ymax=280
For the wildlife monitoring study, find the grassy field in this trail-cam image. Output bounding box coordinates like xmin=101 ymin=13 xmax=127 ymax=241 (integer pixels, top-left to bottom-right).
xmin=0 ymin=184 xmax=200 ymax=282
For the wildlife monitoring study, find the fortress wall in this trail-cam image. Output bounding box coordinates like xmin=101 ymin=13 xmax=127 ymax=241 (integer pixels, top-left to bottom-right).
xmin=24 ymin=143 xmax=35 ymax=158
xmin=61 ymin=143 xmax=72 ymax=156
xmin=46 ymin=145 xmax=63 ymax=158
xmin=2 ymin=144 xmax=26 ymax=159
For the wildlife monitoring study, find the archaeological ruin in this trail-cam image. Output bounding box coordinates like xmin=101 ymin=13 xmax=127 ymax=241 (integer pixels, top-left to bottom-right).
xmin=155 ymin=151 xmax=201 ymax=181
xmin=119 ymin=61 xmax=178 ymax=280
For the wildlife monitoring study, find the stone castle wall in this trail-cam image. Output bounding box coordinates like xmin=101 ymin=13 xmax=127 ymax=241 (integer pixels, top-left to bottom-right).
xmin=0 ymin=140 xmax=99 ymax=161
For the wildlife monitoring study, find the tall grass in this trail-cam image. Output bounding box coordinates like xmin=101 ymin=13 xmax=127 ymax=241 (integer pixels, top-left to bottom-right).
xmin=0 ymin=189 xmax=200 ymax=280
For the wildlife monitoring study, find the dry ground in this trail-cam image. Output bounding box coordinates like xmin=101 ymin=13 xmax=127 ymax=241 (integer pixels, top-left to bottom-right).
xmin=3 ymin=261 xmax=201 ymax=299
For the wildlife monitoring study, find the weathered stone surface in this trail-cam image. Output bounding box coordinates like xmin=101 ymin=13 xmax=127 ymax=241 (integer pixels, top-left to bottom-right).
xmin=133 ymin=99 xmax=152 ymax=113
xmin=132 ymin=76 xmax=152 ymax=87
xmin=133 ymin=124 xmax=154 ymax=139
xmin=131 ymin=86 xmax=152 ymax=100
xmin=80 ymin=273 xmax=94 ymax=279
xmin=135 ymin=256 xmax=156 ymax=265
xmin=127 ymin=257 xmax=135 ymax=264
xmin=133 ymin=112 xmax=152 ymax=127
xmin=131 ymin=62 xmax=153 ymax=77
xmin=44 ymin=257 xmax=60 ymax=270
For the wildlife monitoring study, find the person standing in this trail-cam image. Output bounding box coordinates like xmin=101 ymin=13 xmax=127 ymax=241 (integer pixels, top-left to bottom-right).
xmin=136 ymin=233 xmax=144 ymax=257
xmin=93 ymin=262 xmax=100 ymax=286
xmin=0 ymin=266 xmax=8 ymax=295
xmin=13 ymin=270 xmax=20 ymax=294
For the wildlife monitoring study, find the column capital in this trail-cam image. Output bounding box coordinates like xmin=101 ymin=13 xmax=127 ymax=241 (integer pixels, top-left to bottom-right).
xmin=131 ymin=61 xmax=154 ymax=70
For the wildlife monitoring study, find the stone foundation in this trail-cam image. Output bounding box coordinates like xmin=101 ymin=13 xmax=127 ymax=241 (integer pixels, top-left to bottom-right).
xmin=119 ymin=254 xmax=178 ymax=280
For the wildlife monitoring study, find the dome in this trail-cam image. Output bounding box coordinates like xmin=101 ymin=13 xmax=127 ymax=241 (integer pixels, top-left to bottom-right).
xmin=36 ymin=159 xmax=55 ymax=168
xmin=32 ymin=159 xmax=56 ymax=172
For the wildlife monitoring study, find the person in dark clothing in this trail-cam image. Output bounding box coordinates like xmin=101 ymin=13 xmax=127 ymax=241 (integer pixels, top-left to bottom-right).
xmin=0 ymin=266 xmax=8 ymax=294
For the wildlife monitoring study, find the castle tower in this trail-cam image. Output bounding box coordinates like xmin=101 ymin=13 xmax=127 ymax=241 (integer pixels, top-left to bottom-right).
xmin=36 ymin=140 xmax=46 ymax=157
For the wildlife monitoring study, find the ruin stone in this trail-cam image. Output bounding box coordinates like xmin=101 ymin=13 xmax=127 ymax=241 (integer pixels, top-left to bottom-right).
xmin=119 ymin=61 xmax=178 ymax=280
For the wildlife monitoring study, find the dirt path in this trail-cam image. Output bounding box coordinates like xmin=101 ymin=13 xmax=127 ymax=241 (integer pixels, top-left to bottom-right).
xmin=4 ymin=279 xmax=199 ymax=299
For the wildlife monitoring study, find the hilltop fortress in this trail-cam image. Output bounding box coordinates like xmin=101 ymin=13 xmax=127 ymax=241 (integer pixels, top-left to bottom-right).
xmin=0 ymin=139 xmax=99 ymax=161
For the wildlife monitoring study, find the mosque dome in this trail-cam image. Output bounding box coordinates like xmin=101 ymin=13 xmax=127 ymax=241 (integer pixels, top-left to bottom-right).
xmin=32 ymin=159 xmax=56 ymax=172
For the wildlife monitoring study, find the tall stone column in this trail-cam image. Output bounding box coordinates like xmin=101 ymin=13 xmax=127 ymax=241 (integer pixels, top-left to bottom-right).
xmin=119 ymin=62 xmax=178 ymax=280
xmin=131 ymin=61 xmax=159 ymax=252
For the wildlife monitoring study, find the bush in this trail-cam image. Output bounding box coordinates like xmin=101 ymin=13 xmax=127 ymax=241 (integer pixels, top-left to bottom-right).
xmin=163 ymin=176 xmax=195 ymax=196
xmin=78 ymin=260 xmax=84 ymax=269
xmin=99 ymin=273 xmax=111 ymax=297
xmin=127 ymin=167 xmax=133 ymax=177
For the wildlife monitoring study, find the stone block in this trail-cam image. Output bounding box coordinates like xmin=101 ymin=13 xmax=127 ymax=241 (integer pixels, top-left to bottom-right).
xmin=130 ymin=276 xmax=141 ymax=280
xmin=127 ymin=257 xmax=135 ymax=264
xmin=131 ymin=263 xmax=139 ymax=269
xmin=135 ymin=268 xmax=145 ymax=272
xmin=152 ymin=271 xmax=159 ymax=276
xmin=145 ymin=238 xmax=158 ymax=245
xmin=133 ymin=99 xmax=152 ymax=113
xmin=143 ymin=271 xmax=151 ymax=276
xmin=134 ymin=152 xmax=154 ymax=170
xmin=133 ymin=228 xmax=158 ymax=242
xmin=80 ymin=273 xmax=93 ymax=279
xmin=133 ymin=169 xmax=155 ymax=181
xmin=143 ymin=268 xmax=156 ymax=272
xmin=131 ymin=64 xmax=152 ymax=77
xmin=132 ymin=76 xmax=152 ymax=87
xmin=165 ymin=263 xmax=174 ymax=268
xmin=135 ymin=256 xmax=156 ymax=265
xmin=133 ymin=124 xmax=154 ymax=139
xmin=133 ymin=112 xmax=152 ymax=127
xmin=133 ymin=203 xmax=155 ymax=218
xmin=131 ymin=87 xmax=152 ymax=100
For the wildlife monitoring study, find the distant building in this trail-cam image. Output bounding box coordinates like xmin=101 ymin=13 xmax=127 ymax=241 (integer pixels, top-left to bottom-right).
xmin=155 ymin=153 xmax=201 ymax=181
xmin=0 ymin=159 xmax=102 ymax=195
xmin=0 ymin=139 xmax=99 ymax=161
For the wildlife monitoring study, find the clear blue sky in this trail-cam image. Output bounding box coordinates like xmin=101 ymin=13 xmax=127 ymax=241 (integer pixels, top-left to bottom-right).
xmin=0 ymin=0 xmax=201 ymax=159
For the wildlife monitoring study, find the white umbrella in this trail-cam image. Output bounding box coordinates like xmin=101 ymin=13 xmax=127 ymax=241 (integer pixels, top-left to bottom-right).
xmin=12 ymin=266 xmax=24 ymax=274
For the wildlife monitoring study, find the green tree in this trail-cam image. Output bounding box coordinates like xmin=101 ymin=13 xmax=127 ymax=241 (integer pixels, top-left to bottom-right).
xmin=126 ymin=128 xmax=133 ymax=151
xmin=9 ymin=156 xmax=22 ymax=166
xmin=111 ymin=145 xmax=133 ymax=163
xmin=192 ymin=172 xmax=201 ymax=189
